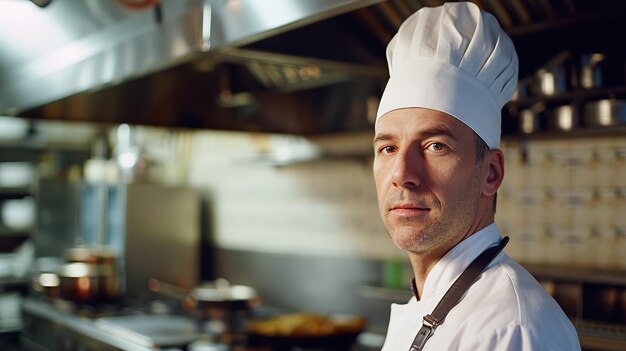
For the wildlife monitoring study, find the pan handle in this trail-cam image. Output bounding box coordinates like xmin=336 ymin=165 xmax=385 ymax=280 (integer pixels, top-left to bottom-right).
xmin=148 ymin=278 xmax=189 ymax=299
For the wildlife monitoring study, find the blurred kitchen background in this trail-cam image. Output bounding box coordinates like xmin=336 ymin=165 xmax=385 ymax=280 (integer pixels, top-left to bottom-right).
xmin=0 ymin=0 xmax=625 ymax=350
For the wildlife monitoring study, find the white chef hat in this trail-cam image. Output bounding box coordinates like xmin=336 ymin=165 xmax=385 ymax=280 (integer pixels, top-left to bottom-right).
xmin=376 ymin=1 xmax=518 ymax=149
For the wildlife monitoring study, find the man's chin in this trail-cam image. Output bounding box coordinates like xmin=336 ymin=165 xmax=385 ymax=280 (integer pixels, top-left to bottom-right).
xmin=389 ymin=231 xmax=431 ymax=252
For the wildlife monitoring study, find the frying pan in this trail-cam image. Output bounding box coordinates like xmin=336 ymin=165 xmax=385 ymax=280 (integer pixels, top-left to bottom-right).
xmin=149 ymin=278 xmax=260 ymax=319
xmin=246 ymin=312 xmax=366 ymax=351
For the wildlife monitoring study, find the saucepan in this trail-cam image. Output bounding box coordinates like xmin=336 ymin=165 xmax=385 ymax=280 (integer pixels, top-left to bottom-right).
xmin=578 ymin=52 xmax=626 ymax=89
xmin=58 ymin=262 xmax=118 ymax=303
xmin=61 ymin=246 xmax=119 ymax=303
xmin=549 ymin=104 xmax=580 ymax=132
xmin=533 ymin=52 xmax=575 ymax=96
xmin=579 ymin=53 xmax=606 ymax=89
xmin=518 ymin=103 xmax=547 ymax=134
xmin=149 ymin=278 xmax=260 ymax=319
xmin=584 ymin=99 xmax=626 ymax=127
xmin=34 ymin=247 xmax=119 ymax=304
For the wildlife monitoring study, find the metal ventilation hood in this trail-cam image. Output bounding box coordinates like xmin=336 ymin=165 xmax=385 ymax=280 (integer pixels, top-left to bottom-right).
xmin=0 ymin=0 xmax=388 ymax=134
xmin=1 ymin=0 xmax=625 ymax=134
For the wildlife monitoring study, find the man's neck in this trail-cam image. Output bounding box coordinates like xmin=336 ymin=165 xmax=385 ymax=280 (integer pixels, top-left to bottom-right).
xmin=407 ymin=248 xmax=448 ymax=299
xmin=407 ymin=220 xmax=495 ymax=298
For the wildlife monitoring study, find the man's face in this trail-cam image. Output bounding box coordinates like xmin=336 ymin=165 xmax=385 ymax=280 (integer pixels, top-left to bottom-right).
xmin=373 ymin=107 xmax=490 ymax=255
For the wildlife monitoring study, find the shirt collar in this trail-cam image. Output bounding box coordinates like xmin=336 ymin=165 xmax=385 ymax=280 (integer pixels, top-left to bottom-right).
xmin=416 ymin=223 xmax=502 ymax=300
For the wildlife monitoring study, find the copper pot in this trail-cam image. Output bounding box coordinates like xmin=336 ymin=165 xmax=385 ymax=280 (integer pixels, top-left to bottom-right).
xmin=58 ymin=262 xmax=118 ymax=303
xmin=58 ymin=246 xmax=119 ymax=303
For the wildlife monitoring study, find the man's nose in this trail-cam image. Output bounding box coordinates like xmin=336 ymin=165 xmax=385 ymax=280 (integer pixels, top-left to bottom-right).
xmin=391 ymin=149 xmax=423 ymax=188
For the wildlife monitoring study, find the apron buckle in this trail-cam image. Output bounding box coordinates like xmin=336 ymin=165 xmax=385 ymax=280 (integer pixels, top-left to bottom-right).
xmin=423 ymin=314 xmax=439 ymax=328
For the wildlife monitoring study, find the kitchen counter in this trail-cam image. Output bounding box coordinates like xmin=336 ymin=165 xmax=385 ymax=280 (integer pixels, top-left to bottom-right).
xmin=21 ymin=298 xmax=197 ymax=351
xmin=21 ymin=298 xmax=382 ymax=351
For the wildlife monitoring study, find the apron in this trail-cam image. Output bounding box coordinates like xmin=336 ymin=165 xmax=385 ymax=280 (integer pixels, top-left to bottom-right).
xmin=408 ymin=236 xmax=509 ymax=351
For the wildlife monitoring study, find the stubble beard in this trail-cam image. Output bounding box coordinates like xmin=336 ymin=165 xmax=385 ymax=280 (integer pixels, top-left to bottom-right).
xmin=383 ymin=173 xmax=482 ymax=254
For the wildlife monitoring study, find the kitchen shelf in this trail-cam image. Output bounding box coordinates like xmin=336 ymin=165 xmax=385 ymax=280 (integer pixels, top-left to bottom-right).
xmin=0 ymin=326 xmax=21 ymax=335
xmin=502 ymin=124 xmax=626 ymax=140
xmin=0 ymin=277 xmax=30 ymax=296
xmin=0 ymin=185 xmax=34 ymax=254
xmin=508 ymin=85 xmax=626 ymax=109
xmin=0 ymin=277 xmax=30 ymax=287
xmin=360 ymin=263 xmax=626 ymax=302
xmin=522 ymin=263 xmax=626 ymax=286
xmin=0 ymin=228 xmax=30 ymax=237
xmin=0 ymin=138 xmax=90 ymax=163
xmin=508 ymin=10 xmax=626 ymax=37
xmin=0 ymin=187 xmax=32 ymax=200
xmin=0 ymin=230 xmax=32 ymax=253
xmin=249 ymin=152 xmax=372 ymax=167
xmin=504 ymin=86 xmax=626 ymax=139
xmin=0 ymin=139 xmax=45 ymax=163
xmin=576 ymin=320 xmax=626 ymax=351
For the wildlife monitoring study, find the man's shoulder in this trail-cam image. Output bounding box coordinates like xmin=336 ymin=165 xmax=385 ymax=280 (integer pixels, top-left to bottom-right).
xmin=436 ymin=257 xmax=580 ymax=349
xmin=471 ymin=257 xmax=563 ymax=318
xmin=462 ymin=257 xmax=579 ymax=341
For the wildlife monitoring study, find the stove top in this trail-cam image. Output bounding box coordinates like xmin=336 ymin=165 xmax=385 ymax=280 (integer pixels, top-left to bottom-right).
xmin=95 ymin=314 xmax=202 ymax=348
xmin=21 ymin=298 xmax=216 ymax=351
xmin=21 ymin=298 xmax=368 ymax=351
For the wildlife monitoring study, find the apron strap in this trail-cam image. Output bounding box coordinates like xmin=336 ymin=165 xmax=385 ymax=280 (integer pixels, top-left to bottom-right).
xmin=409 ymin=236 xmax=509 ymax=351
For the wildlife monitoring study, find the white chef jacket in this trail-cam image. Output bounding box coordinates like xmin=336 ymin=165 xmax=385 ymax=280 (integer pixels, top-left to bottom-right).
xmin=381 ymin=223 xmax=581 ymax=351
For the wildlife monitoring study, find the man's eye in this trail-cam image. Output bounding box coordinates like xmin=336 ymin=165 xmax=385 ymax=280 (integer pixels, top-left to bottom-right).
xmin=379 ymin=146 xmax=396 ymax=154
xmin=428 ymin=143 xmax=445 ymax=151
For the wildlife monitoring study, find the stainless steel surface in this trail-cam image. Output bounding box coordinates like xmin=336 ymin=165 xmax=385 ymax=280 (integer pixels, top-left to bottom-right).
xmin=124 ymin=184 xmax=200 ymax=300
xmin=213 ymin=47 xmax=387 ymax=91
xmin=21 ymin=298 xmax=159 ymax=351
xmin=0 ymin=0 xmax=384 ymax=116
xmin=206 ymin=0 xmax=384 ymax=48
xmin=0 ymin=0 xmax=199 ymax=115
xmin=35 ymin=180 xmax=201 ymax=301
xmin=0 ymin=1 xmax=624 ymax=133
xmin=35 ymin=179 xmax=82 ymax=259
xmin=95 ymin=315 xmax=201 ymax=348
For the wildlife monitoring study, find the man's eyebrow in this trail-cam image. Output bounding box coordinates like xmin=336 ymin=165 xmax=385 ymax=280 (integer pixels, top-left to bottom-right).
xmin=373 ymin=133 xmax=394 ymax=144
xmin=421 ymin=125 xmax=457 ymax=140
xmin=373 ymin=125 xmax=458 ymax=144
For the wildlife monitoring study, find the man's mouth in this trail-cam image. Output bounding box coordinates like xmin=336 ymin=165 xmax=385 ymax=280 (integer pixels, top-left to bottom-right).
xmin=390 ymin=204 xmax=430 ymax=213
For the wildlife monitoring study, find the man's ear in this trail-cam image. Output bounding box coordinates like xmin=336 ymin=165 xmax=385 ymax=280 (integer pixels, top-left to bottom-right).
xmin=483 ymin=149 xmax=504 ymax=197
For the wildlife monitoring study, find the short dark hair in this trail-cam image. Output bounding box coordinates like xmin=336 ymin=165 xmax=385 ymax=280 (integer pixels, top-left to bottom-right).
xmin=474 ymin=133 xmax=489 ymax=165
xmin=473 ymin=133 xmax=497 ymax=213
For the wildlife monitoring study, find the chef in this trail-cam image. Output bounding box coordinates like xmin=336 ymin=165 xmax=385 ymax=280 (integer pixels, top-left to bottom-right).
xmin=372 ymin=2 xmax=580 ymax=350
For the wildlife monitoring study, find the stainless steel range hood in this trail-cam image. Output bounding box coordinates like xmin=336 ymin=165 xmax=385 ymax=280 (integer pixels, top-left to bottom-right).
xmin=0 ymin=0 xmax=385 ymax=106
xmin=3 ymin=0 xmax=624 ymax=134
